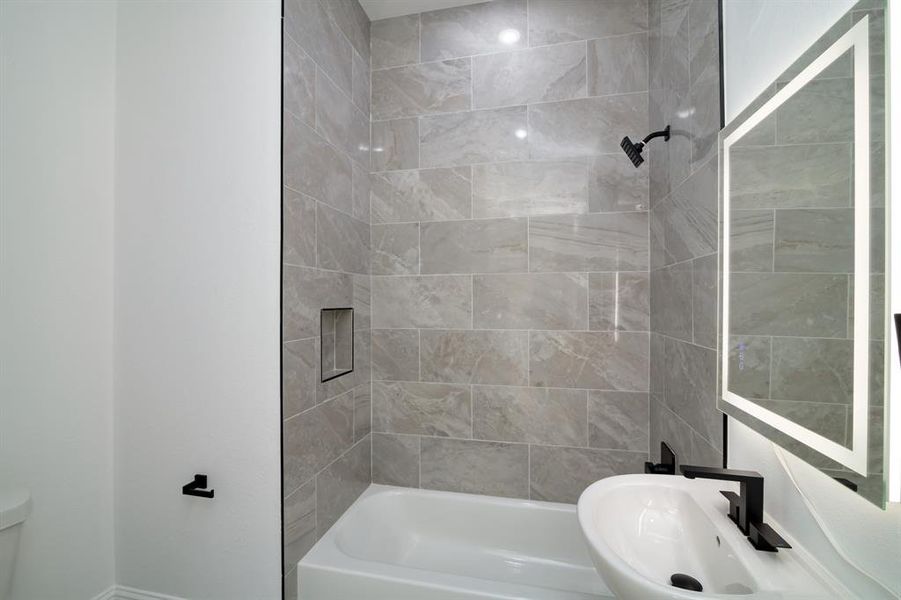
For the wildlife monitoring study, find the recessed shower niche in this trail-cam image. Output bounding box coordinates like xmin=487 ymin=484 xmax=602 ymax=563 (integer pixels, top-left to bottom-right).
xmin=320 ymin=308 xmax=354 ymax=383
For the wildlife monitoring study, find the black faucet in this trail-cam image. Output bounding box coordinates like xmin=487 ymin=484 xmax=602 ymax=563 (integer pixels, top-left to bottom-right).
xmin=680 ymin=465 xmax=790 ymax=552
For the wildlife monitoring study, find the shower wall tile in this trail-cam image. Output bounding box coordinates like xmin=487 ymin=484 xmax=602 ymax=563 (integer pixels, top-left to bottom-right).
xmin=472 ymin=160 xmax=588 ymax=218
xmin=420 ymin=329 xmax=529 ymax=386
xmin=316 ymin=66 xmax=372 ymax=168
xmin=661 ymin=157 xmax=718 ymax=263
xmin=692 ymin=253 xmax=718 ymax=349
xmin=529 ymin=212 xmax=649 ymax=272
xmin=315 ymin=436 xmax=371 ymax=534
xmin=283 ymin=188 xmax=317 ymax=267
xmin=352 ymin=162 xmax=371 ymax=223
xmin=283 ymin=338 xmax=318 ymax=419
xmin=473 ymin=386 xmax=588 ymax=446
xmin=371 ymin=59 xmax=472 ymax=120
xmin=283 ymin=479 xmax=317 ymax=571
xmin=284 ymin=114 xmax=352 ymax=213
xmin=529 ymin=94 xmax=649 ymax=159
xmin=589 ymin=154 xmax=649 ymax=213
xmin=371 ymin=223 xmax=419 ymax=275
xmin=689 ymin=0 xmax=719 ymax=88
xmin=372 ymin=329 xmax=420 ymax=381
xmin=663 ymin=337 xmax=721 ymax=449
xmin=729 ymin=209 xmax=774 ymax=272
xmin=371 ymin=167 xmax=472 ymax=223
xmin=284 ymin=0 xmax=352 ymax=95
xmin=420 ymin=0 xmax=527 ymax=61
xmin=588 ymin=33 xmax=649 ymax=96
xmin=283 ymin=266 xmax=352 ymax=341
xmin=588 ymin=391 xmax=649 ymax=452
xmin=420 ymin=106 xmax=529 ymax=167
xmin=353 ymin=385 xmax=372 ymax=442
xmin=372 ymin=15 xmax=420 ymax=69
xmin=372 ymin=381 xmax=472 ymax=437
xmin=283 ymin=392 xmax=354 ymax=493
xmin=372 ymin=433 xmax=421 ymax=486
xmin=528 ymin=0 xmax=649 ymax=46
xmin=351 ymin=49 xmax=370 ymax=116
xmin=530 ymin=331 xmax=649 ymax=391
xmin=317 ymin=204 xmax=370 ymax=274
xmin=284 ymin=37 xmax=316 ymax=127
xmin=352 ymin=274 xmax=371 ymax=330
xmin=473 ymin=273 xmax=588 ymax=330
xmin=321 ymin=0 xmax=370 ymax=63
xmin=371 ymin=118 xmax=419 ymax=171
xmin=372 ymin=275 xmax=472 ymax=329
xmin=588 ymin=272 xmax=650 ymax=332
xmin=472 ymin=42 xmax=587 ymax=109
xmin=420 ymin=218 xmax=528 ymax=274
xmin=529 ymin=445 xmax=647 ymax=503
xmin=773 ymin=208 xmax=854 ymax=273
xmin=420 ymin=437 xmax=529 ymax=498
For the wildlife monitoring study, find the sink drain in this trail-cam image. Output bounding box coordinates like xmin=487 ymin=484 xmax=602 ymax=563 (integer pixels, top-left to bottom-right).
xmin=671 ymin=573 xmax=703 ymax=592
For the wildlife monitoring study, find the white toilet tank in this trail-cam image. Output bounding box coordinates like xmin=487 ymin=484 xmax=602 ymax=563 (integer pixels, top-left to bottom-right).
xmin=0 ymin=488 xmax=31 ymax=600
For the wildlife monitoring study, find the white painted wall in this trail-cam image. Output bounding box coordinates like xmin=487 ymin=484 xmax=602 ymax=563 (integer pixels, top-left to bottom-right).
xmin=723 ymin=1 xmax=901 ymax=596
xmin=113 ymin=1 xmax=282 ymax=598
xmin=0 ymin=2 xmax=118 ymax=598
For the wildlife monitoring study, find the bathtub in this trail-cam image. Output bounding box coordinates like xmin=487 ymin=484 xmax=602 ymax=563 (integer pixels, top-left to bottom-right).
xmin=297 ymin=484 xmax=614 ymax=600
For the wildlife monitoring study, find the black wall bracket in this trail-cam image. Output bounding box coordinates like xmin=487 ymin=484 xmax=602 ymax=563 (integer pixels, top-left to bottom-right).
xmin=183 ymin=474 xmax=215 ymax=498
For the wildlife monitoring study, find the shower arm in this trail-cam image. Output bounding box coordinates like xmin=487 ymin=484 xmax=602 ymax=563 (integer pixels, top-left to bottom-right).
xmin=641 ymin=125 xmax=671 ymax=145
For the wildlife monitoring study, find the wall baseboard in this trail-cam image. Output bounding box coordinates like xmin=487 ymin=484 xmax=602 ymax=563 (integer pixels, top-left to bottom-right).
xmin=91 ymin=585 xmax=190 ymax=600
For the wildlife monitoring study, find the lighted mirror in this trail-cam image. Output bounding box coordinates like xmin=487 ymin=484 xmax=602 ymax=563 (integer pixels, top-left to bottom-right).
xmin=720 ymin=4 xmax=888 ymax=506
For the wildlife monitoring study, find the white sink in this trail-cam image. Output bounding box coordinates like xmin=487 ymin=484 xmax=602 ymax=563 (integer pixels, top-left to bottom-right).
xmin=577 ymin=474 xmax=849 ymax=599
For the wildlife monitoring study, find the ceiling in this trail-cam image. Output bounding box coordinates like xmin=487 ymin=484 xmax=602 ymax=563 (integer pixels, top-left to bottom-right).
xmin=359 ymin=0 xmax=488 ymax=21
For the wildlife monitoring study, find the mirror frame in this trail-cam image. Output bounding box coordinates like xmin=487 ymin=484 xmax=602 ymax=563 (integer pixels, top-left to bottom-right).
xmin=720 ymin=17 xmax=872 ymax=475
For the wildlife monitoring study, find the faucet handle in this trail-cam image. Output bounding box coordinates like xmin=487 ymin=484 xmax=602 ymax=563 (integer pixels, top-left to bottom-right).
xmin=747 ymin=521 xmax=791 ymax=552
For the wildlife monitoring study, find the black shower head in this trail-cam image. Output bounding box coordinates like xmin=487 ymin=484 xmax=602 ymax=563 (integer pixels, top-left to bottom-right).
xmin=621 ymin=125 xmax=671 ymax=168
xmin=620 ymin=136 xmax=645 ymax=167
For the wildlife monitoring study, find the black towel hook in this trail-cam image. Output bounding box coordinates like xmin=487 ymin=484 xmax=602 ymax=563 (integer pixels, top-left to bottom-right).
xmin=182 ymin=474 xmax=214 ymax=498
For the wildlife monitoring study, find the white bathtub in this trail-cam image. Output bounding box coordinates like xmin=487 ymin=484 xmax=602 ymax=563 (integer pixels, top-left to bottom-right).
xmin=297 ymin=484 xmax=614 ymax=600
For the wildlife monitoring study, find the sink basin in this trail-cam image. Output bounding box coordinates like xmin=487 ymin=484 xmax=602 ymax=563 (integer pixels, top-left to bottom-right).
xmin=577 ymin=475 xmax=847 ymax=599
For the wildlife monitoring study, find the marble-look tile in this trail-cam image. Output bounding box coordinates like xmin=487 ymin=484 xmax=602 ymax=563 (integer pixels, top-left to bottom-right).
xmin=317 ymin=204 xmax=370 ymax=275
xmin=316 ymin=436 xmax=370 ymax=534
xmin=474 ymin=273 xmax=588 ymax=330
xmin=649 ymin=394 xmax=695 ymax=466
xmin=371 ymin=223 xmax=419 ymax=275
xmin=589 ymin=272 xmax=650 ymax=332
xmin=372 ymin=14 xmax=420 ymax=69
xmin=473 ymin=386 xmax=588 ymax=446
xmin=315 ymin=69 xmax=369 ymax=168
xmin=284 ymin=0 xmax=352 ymax=95
xmin=420 ymin=437 xmax=529 ymax=498
xmin=283 ymin=188 xmax=317 ymax=268
xmin=530 ymin=331 xmax=649 ymax=391
xmin=730 ymin=143 xmax=852 ymax=209
xmin=648 ymin=0 xmax=688 ymax=93
xmin=283 ymin=479 xmax=317 ymax=569
xmin=529 ymin=94 xmax=649 ymax=159
xmin=420 ymin=0 xmax=527 ymax=61
xmin=372 ymin=433 xmax=420 ymax=487
xmin=420 ymin=106 xmax=529 ymax=167
xmin=662 ymin=157 xmax=718 ymax=264
xmin=351 ymin=48 xmax=370 ymax=116
xmin=321 ymin=0 xmax=370 ymax=63
xmin=776 ymin=77 xmax=854 ymax=145
xmin=648 ymin=84 xmax=691 ymax=201
xmin=284 ymin=113 xmax=352 ymax=213
xmin=690 ymin=430 xmax=723 ymax=468
xmin=352 ymin=162 xmax=371 ymax=223
xmin=589 ymin=154 xmax=649 ymax=213
xmin=771 ymin=337 xmax=853 ymax=404
xmin=372 ymin=380 xmax=472 ymax=437
xmin=589 ymin=391 xmax=649 ymax=452
xmin=472 ymin=42 xmax=586 ymax=109
xmin=663 ymin=337 xmax=721 ymax=448
xmin=352 ymin=274 xmax=371 ymax=330
xmin=649 ymin=333 xmax=666 ymax=395
xmin=529 ymin=212 xmax=649 ymax=272
xmin=774 ymin=208 xmax=854 ymax=273
xmin=372 ymin=329 xmax=420 ymax=382
xmin=725 ymin=335 xmax=771 ymax=400
xmin=472 ymin=160 xmax=588 ymax=218
xmin=729 ymin=273 xmax=848 ymax=337
xmin=283 ymin=266 xmax=352 ymax=341
xmin=649 ymin=202 xmax=667 ymax=270
xmin=420 ymin=329 xmax=529 ymax=386
xmin=588 ymin=33 xmax=649 ymax=96
xmin=529 ymin=445 xmax=646 ymax=504
xmin=371 ymin=118 xmax=419 ymax=172
xmin=283 ymin=339 xmax=317 ymax=419
xmin=729 ymin=209 xmax=774 ymax=272
xmin=353 ymin=329 xmax=372 ymax=388
xmin=420 ymin=218 xmax=528 ymax=274
xmin=372 ymin=59 xmax=472 ymax=120
xmin=284 ymin=37 xmax=316 ymax=127
xmin=689 ymin=0 xmax=720 ymax=88
xmin=372 ymin=275 xmax=472 ymax=329
xmin=692 ymin=254 xmax=717 ymax=349
xmin=529 ymin=0 xmax=649 ymax=46
xmin=283 ymin=392 xmax=354 ymax=492
xmin=371 ymin=167 xmax=472 ymax=223
xmin=353 ymin=385 xmax=371 ymax=442
xmin=689 ymin=75 xmax=721 ymax=171
xmin=758 ymin=399 xmax=847 ymax=445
